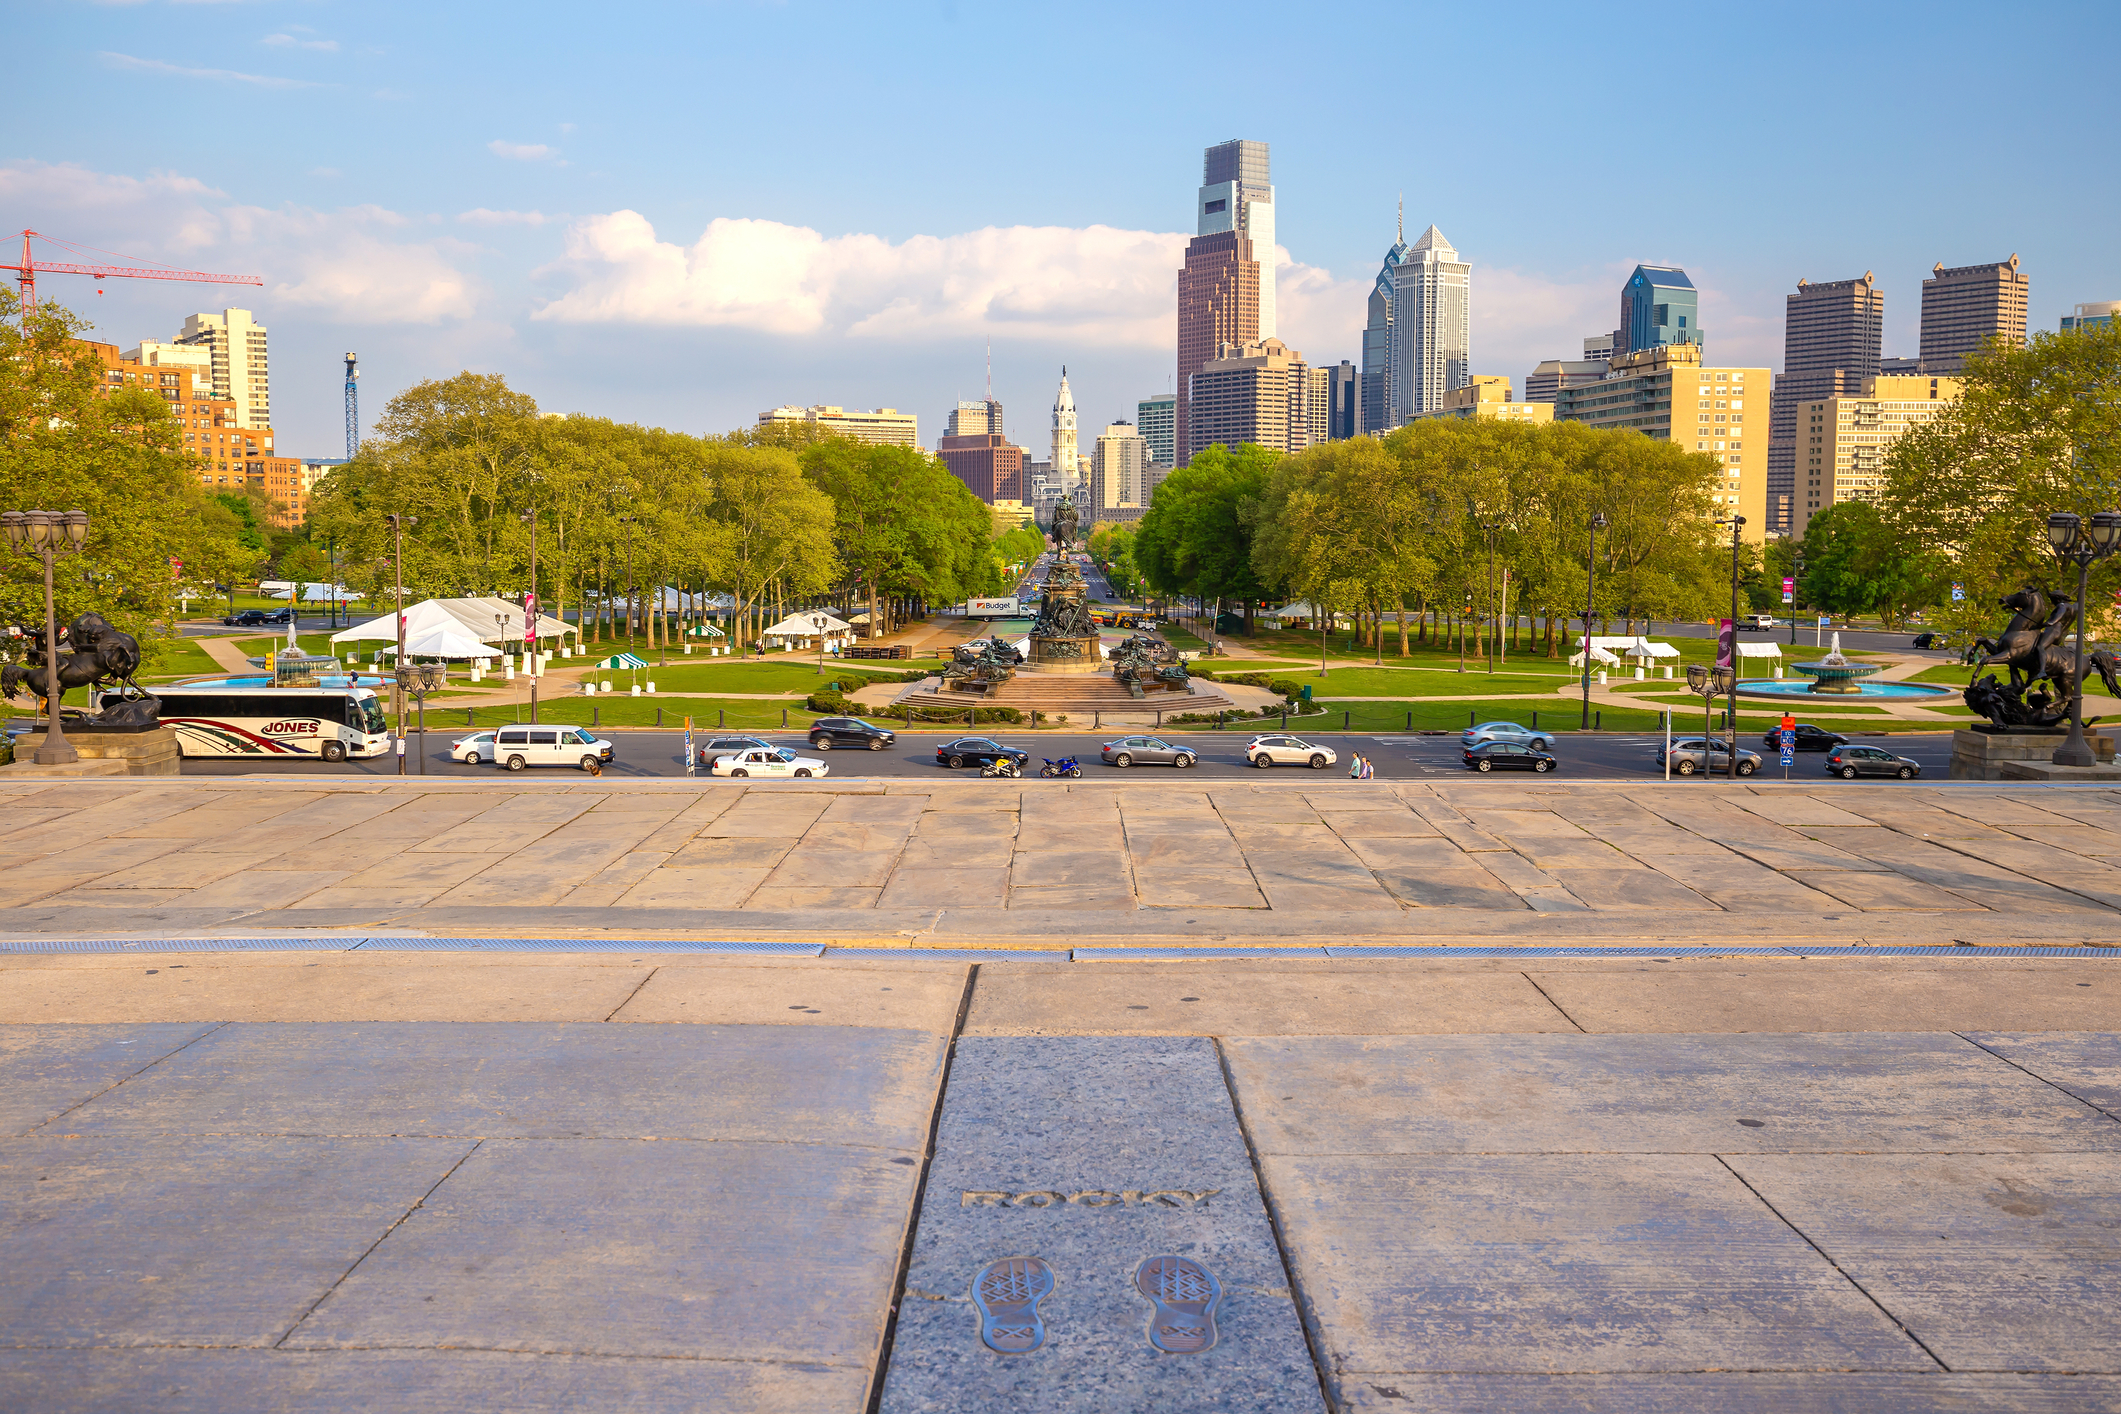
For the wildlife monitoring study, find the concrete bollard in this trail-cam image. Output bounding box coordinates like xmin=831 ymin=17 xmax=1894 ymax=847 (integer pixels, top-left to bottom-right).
xmin=630 ymin=685 xmax=641 ymax=697
xmin=600 ymin=681 xmax=612 ymax=694
xmin=646 ymin=681 xmax=656 ymax=693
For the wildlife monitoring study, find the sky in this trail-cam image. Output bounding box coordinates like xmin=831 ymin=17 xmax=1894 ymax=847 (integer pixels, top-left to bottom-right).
xmin=10 ymin=0 xmax=2118 ymax=461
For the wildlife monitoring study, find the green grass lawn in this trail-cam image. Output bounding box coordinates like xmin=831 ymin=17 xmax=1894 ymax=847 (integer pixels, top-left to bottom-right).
xmin=141 ymin=637 xmax=226 ymax=680
xmin=599 ymin=660 xmax=914 ymax=695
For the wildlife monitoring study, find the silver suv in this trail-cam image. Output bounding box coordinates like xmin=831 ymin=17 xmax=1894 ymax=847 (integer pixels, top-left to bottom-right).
xmin=1464 ymin=720 xmax=1551 ymax=752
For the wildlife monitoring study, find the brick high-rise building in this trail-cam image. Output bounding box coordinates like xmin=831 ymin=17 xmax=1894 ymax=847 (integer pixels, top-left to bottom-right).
xmin=937 ymin=433 xmax=1023 ymax=504
xmin=1919 ymin=254 xmax=2028 ymax=374
xmin=89 ymin=340 xmax=305 ymax=524
xmin=1768 ymin=273 xmax=1884 ymax=534
xmin=1175 ymin=139 xmax=1271 ymax=465
xmin=1793 ymin=374 xmax=1962 ymax=537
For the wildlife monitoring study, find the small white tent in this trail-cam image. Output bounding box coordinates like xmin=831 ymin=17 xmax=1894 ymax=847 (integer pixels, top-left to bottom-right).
xmin=760 ymin=611 xmax=853 ymax=649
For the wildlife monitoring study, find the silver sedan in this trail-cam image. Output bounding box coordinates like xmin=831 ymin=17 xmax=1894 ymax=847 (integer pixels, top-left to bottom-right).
xmin=1100 ymin=735 xmax=1198 ymax=768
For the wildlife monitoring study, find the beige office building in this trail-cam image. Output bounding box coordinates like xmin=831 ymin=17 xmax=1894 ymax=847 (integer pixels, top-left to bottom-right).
xmin=174 ymin=309 xmax=271 ymax=430
xmin=1089 ymin=422 xmax=1149 ymax=512
xmin=1792 ymin=374 xmax=1962 ymax=537
xmin=1553 ymin=342 xmax=1768 ymax=543
xmin=1417 ymin=375 xmax=1554 ymax=424
xmin=757 ymin=404 xmax=919 ymax=447
xmin=1186 ymin=338 xmax=1316 ymax=458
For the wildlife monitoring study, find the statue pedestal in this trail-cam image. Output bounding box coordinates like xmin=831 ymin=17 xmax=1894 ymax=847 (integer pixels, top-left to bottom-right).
xmin=1023 ymin=636 xmax=1105 ymax=675
xmin=0 ymin=725 xmax=182 ymax=777
xmin=1950 ymin=728 xmax=2117 ymax=781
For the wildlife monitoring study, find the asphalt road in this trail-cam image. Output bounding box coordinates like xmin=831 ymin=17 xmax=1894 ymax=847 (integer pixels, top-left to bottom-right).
xmin=182 ymin=725 xmax=1958 ymax=784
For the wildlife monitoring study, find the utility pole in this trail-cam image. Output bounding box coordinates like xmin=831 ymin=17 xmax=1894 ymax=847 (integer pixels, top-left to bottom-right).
xmin=619 ymin=515 xmax=638 ymax=647
xmin=1482 ymin=519 xmax=1500 ymax=675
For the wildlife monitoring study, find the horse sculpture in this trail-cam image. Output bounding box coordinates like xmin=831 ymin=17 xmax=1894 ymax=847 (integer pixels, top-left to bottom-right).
xmin=1 ymin=612 xmax=154 ymax=722
xmin=1962 ymin=587 xmax=2121 ymax=730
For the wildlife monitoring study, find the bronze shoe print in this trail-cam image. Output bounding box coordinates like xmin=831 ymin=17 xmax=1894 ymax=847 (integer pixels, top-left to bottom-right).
xmin=971 ymin=1256 xmax=1054 ymax=1353
xmin=1135 ymin=1254 xmax=1221 ymax=1354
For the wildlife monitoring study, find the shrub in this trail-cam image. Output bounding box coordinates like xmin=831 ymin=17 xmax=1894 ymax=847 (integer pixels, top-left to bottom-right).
xmin=806 ymin=691 xmax=858 ymax=714
xmin=1268 ymin=678 xmax=1301 ymax=699
xmin=1218 ymin=671 xmax=1275 ymax=689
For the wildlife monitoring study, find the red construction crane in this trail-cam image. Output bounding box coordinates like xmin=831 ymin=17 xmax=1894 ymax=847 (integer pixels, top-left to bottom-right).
xmin=3 ymin=229 xmax=262 ymax=324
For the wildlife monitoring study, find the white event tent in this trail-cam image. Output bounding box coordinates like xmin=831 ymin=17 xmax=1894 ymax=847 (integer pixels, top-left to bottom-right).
xmin=760 ymin=611 xmax=853 ymax=650
xmin=331 ymin=597 xmax=577 ymax=656
xmin=382 ymin=627 xmax=501 ymax=660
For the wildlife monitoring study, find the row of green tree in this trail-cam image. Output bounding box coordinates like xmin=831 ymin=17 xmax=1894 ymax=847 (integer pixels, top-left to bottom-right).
xmin=1135 ymin=417 xmax=1742 ymax=657
xmin=305 ymin=373 xmax=1020 ymax=649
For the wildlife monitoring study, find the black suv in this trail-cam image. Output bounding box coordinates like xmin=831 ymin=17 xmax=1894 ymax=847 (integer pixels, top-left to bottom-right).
xmin=934 ymin=737 xmax=1029 ymax=770
xmin=809 ymin=717 xmax=895 ymax=751
xmin=221 ymin=609 xmax=270 ymax=626
xmin=1761 ymin=723 xmax=1848 ymax=753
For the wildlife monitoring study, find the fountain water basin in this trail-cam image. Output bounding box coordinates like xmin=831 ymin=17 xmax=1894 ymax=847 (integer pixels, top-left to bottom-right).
xmin=1735 ymin=631 xmax=1951 ymax=700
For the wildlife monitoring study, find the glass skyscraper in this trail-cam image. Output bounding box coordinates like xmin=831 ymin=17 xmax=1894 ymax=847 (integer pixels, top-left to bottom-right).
xmin=1618 ymin=266 xmax=1701 ymax=358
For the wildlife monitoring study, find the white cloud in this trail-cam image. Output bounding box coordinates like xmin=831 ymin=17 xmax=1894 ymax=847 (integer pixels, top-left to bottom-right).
xmin=263 ymin=33 xmax=339 ymax=51
xmin=0 ymin=160 xmax=476 ymax=326
xmin=534 ymin=211 xmax=1191 ymax=345
xmin=458 ymin=209 xmax=553 ymax=227
xmin=488 ymin=140 xmax=555 ymax=162
xmin=100 ymin=51 xmax=317 ymax=88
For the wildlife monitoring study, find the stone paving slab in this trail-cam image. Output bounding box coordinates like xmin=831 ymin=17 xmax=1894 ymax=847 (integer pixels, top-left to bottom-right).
xmin=4 ymin=779 xmax=2121 ymax=942
xmin=1263 ymin=1152 xmax=1928 ymax=1386
xmin=1728 ymin=1153 xmax=2121 ymax=1373
xmin=0 ymin=1021 xmax=217 ymax=1133
xmin=56 ymin=1021 xmax=946 ymax=1147
xmin=0 ymin=1347 xmax=858 ymax=1414
xmin=1223 ymin=1033 xmax=2121 ymax=1155
xmin=1333 ymin=1372 xmax=2121 ymax=1412
xmin=0 ymin=1134 xmax=474 ymax=1347
xmin=881 ymin=1036 xmax=1323 ymax=1413
xmin=287 ymin=1136 xmax=920 ymax=1368
xmin=1967 ymin=1031 xmax=2121 ymax=1117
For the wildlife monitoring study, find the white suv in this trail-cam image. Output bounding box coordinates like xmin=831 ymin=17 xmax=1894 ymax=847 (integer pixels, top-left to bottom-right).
xmin=492 ymin=726 xmax=615 ymax=772
xmin=1246 ymin=734 xmax=1336 ymax=770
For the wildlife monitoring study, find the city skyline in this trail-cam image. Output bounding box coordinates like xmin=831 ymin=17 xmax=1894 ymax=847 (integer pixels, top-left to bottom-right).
xmin=9 ymin=1 xmax=2115 ymax=456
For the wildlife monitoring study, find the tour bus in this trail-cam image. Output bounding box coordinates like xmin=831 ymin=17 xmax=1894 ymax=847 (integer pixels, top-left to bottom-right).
xmin=136 ymin=684 xmax=393 ymax=762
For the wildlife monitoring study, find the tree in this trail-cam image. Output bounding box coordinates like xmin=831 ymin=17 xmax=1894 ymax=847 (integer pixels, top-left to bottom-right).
xmin=0 ymin=295 xmax=257 ymax=669
xmin=698 ymin=442 xmax=837 ymax=650
xmin=1135 ymin=443 xmax=1279 ymax=630
xmin=800 ymin=439 xmax=994 ymax=635
xmin=1798 ymin=501 xmax=1949 ymax=628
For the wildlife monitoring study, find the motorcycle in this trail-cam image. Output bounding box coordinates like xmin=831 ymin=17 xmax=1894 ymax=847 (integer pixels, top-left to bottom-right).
xmin=979 ymin=756 xmax=1024 ymax=779
xmin=1039 ymin=756 xmax=1082 ymax=779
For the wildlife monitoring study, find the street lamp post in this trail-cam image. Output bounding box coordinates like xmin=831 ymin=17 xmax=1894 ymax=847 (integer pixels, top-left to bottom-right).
xmin=1580 ymin=511 xmax=1609 ymax=729
xmin=812 ymin=612 xmax=827 ymax=675
xmin=2046 ymin=510 xmax=2121 ymax=767
xmin=1719 ymin=515 xmax=1747 ymax=780
xmin=520 ymin=505 xmax=540 ymax=725
xmin=617 ymin=514 xmax=638 ymax=648
xmin=396 ymin=661 xmax=445 ymax=775
xmin=1789 ymin=548 xmax=1804 ymax=647
xmin=384 ymin=513 xmax=411 ymax=776
xmin=1482 ymin=519 xmax=1501 ymax=675
xmin=1 ymin=509 xmax=89 ymax=764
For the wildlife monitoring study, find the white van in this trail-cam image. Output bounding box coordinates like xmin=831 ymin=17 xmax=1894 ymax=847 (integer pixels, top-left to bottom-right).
xmin=491 ymin=726 xmax=616 ymax=772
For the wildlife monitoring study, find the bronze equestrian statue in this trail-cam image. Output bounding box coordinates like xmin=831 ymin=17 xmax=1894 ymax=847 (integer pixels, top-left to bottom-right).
xmin=1963 ymin=587 xmax=2121 ymax=730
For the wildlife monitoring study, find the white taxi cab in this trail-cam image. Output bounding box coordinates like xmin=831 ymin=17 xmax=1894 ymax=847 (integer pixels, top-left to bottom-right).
xmin=709 ymin=747 xmax=830 ymax=779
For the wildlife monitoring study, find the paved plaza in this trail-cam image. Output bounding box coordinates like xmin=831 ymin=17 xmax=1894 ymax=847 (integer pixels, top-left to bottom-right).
xmin=2 ymin=776 xmax=2120 ymax=1410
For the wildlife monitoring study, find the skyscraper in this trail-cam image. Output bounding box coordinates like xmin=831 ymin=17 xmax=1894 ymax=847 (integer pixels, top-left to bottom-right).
xmin=1387 ymin=225 xmax=1471 ymax=424
xmin=1089 ymin=422 xmax=1149 ymax=514
xmin=2063 ymin=301 xmax=2119 ymax=332
xmin=1188 ymin=338 xmax=1315 ymax=459
xmin=1768 ymin=273 xmax=1883 ymax=534
xmin=938 ymin=395 xmax=1021 ymax=504
xmin=1360 ymin=210 xmax=1410 ymax=436
xmin=1176 ymin=139 xmax=1271 ymax=465
xmin=1136 ymin=394 xmax=1176 ymax=466
xmin=1050 ymin=368 xmax=1079 ymax=485
xmin=1320 ymin=361 xmax=1358 ymax=441
xmin=1617 ymin=267 xmax=1701 ymax=359
xmin=1919 ymin=255 xmax=2029 ymax=374
xmin=175 ymin=308 xmax=271 ymax=430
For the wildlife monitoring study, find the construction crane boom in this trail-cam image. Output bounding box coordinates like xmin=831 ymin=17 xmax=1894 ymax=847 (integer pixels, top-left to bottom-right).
xmin=4 ymin=229 xmax=262 ymax=319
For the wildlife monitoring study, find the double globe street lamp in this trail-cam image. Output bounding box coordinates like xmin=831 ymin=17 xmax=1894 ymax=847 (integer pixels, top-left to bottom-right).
xmin=2 ymin=510 xmax=90 ymax=765
xmin=2045 ymin=510 xmax=2121 ymax=768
